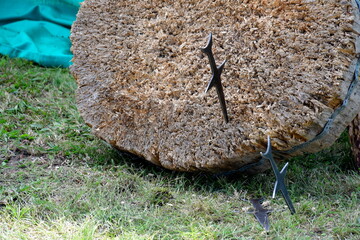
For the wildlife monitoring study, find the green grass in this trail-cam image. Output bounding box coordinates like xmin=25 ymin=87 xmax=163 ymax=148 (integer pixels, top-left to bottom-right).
xmin=0 ymin=55 xmax=359 ymax=239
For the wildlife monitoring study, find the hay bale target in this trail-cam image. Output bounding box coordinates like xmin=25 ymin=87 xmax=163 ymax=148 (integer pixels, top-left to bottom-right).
xmin=70 ymin=0 xmax=360 ymax=173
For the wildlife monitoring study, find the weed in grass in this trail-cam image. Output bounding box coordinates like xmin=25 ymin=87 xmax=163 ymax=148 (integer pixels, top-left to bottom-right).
xmin=4 ymin=204 xmax=32 ymax=220
xmin=149 ymin=187 xmax=174 ymax=206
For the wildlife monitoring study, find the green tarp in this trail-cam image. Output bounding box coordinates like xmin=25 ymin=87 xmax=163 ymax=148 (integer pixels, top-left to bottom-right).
xmin=0 ymin=0 xmax=83 ymax=67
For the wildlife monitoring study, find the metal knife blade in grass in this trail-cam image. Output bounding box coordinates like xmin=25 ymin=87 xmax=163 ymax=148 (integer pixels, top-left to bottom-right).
xmin=249 ymin=198 xmax=272 ymax=231
xmin=201 ymin=33 xmax=229 ymax=123
xmin=261 ymin=136 xmax=296 ymax=215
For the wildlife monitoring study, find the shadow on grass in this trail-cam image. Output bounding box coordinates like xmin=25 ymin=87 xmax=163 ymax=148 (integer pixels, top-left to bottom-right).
xmin=87 ymin=129 xmax=357 ymax=201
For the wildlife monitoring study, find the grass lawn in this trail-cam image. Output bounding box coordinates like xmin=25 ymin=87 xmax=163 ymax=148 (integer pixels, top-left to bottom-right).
xmin=0 ymin=55 xmax=359 ymax=239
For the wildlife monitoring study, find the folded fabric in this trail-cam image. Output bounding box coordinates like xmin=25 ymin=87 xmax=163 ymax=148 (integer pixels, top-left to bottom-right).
xmin=0 ymin=0 xmax=83 ymax=67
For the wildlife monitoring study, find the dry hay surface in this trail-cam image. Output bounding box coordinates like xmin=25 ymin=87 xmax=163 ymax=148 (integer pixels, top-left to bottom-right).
xmin=71 ymin=0 xmax=360 ymax=172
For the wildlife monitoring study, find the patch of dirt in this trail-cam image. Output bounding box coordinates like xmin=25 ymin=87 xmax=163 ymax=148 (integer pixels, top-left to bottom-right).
xmin=2 ymin=147 xmax=71 ymax=174
xmin=6 ymin=148 xmax=33 ymax=166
